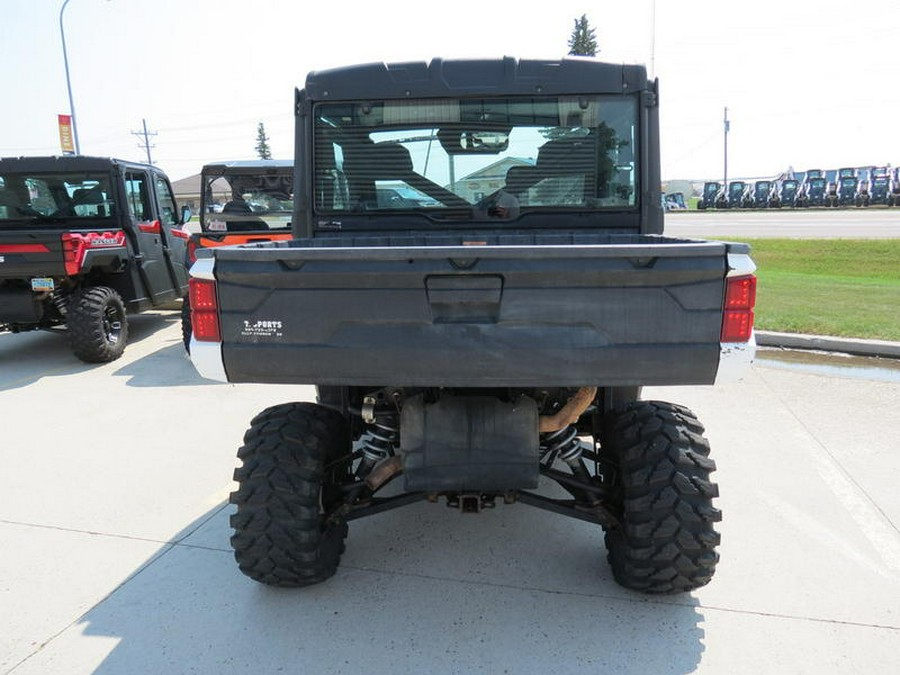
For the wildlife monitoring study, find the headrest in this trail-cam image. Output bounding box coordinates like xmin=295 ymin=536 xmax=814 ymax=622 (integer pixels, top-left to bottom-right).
xmin=345 ymin=142 xmax=413 ymax=180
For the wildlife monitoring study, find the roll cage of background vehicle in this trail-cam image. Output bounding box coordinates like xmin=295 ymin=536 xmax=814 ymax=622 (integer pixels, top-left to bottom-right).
xmin=200 ymin=160 xmax=294 ymax=233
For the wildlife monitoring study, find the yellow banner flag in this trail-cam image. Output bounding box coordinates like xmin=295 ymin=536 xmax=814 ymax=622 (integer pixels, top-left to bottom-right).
xmin=58 ymin=114 xmax=75 ymax=155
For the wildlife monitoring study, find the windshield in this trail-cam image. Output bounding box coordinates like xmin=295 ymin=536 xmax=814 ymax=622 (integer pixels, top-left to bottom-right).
xmin=312 ymin=95 xmax=639 ymax=225
xmin=0 ymin=171 xmax=114 ymax=224
xmin=201 ymin=169 xmax=293 ymax=232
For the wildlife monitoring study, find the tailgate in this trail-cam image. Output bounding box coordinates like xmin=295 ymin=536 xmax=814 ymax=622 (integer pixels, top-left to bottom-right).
xmin=211 ymin=236 xmax=734 ymax=387
xmin=0 ymin=231 xmax=66 ymax=278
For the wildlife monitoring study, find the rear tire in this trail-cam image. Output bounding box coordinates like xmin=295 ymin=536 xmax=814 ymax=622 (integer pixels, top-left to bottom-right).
xmin=230 ymin=402 xmax=351 ymax=587
xmin=601 ymin=401 xmax=721 ymax=594
xmin=180 ymin=296 xmax=191 ymax=353
xmin=67 ymin=286 xmax=128 ymax=363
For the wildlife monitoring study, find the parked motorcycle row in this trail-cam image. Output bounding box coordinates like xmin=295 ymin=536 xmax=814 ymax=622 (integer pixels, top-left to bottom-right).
xmin=685 ymin=166 xmax=900 ymax=210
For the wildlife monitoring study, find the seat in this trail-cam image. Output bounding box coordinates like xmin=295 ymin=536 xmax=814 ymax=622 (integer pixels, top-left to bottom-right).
xmin=0 ymin=188 xmax=22 ymax=217
xmin=71 ymin=186 xmax=108 ymax=216
xmin=222 ymin=199 xmax=253 ymax=214
xmin=343 ymin=142 xmax=415 ymax=209
xmin=504 ymin=166 xmax=539 ymax=196
xmin=222 ymin=199 xmax=265 ymax=230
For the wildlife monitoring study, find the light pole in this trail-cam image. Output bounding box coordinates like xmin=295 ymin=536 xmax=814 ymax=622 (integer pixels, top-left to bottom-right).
xmin=723 ymin=106 xmax=730 ymax=189
xmin=650 ymin=0 xmax=656 ymax=78
xmin=59 ymin=0 xmax=81 ymax=155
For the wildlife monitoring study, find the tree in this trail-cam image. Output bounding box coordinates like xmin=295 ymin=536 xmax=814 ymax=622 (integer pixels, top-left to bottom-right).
xmin=541 ymin=15 xmax=600 ymax=141
xmin=255 ymin=122 xmax=272 ymax=160
xmin=567 ymin=14 xmax=598 ymax=56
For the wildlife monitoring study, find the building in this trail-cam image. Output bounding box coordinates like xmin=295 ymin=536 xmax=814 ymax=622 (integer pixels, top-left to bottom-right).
xmin=170 ymin=173 xmax=230 ymax=213
xmin=453 ymin=157 xmax=534 ymax=203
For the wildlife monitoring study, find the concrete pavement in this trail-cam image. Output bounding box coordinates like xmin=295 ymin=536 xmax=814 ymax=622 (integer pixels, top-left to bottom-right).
xmin=1 ymin=312 xmax=899 ymax=674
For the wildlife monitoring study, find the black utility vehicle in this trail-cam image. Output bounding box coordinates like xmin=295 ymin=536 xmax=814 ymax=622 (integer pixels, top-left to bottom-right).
xmin=854 ymin=170 xmax=872 ymax=207
xmin=798 ymin=172 xmax=827 ymax=207
xmin=664 ymin=191 xmax=686 ymax=210
xmin=836 ymin=176 xmax=859 ymax=207
xmin=187 ymin=58 xmax=757 ymax=594
xmin=725 ymin=180 xmax=751 ymax=208
xmin=777 ymin=178 xmax=799 ymax=207
xmin=751 ymin=180 xmax=773 ymax=208
xmin=180 ymin=160 xmax=294 ymax=350
xmin=0 ymin=156 xmax=189 ymax=362
xmin=868 ymin=167 xmax=893 ymax=206
xmin=890 ymin=168 xmax=900 ymax=206
xmin=697 ymin=181 xmax=722 ymax=209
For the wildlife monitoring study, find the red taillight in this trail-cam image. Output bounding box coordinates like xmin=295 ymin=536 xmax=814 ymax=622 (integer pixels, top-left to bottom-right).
xmin=61 ymin=231 xmax=126 ymax=276
xmin=189 ymin=278 xmax=220 ymax=342
xmin=724 ymin=275 xmax=757 ymax=310
xmin=187 ymin=239 xmax=199 ymax=264
xmin=721 ymin=275 xmax=757 ymax=342
xmin=61 ymin=233 xmax=83 ymax=275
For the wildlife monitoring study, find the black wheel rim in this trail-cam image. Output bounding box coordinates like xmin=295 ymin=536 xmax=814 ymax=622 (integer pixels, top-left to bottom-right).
xmin=102 ymin=304 xmax=123 ymax=344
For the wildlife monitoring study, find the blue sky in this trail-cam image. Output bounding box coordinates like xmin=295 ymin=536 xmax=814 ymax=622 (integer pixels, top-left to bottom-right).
xmin=2 ymin=0 xmax=898 ymax=181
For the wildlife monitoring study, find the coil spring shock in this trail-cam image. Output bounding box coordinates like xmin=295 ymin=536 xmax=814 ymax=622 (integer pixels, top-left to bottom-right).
xmin=52 ymin=291 xmax=68 ymax=317
xmin=540 ymin=425 xmax=597 ymax=504
xmin=356 ymin=417 xmax=399 ymax=479
xmin=540 ymin=425 xmax=583 ymax=465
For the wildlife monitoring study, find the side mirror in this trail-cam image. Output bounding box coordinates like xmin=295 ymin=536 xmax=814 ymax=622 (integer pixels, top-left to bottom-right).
xmin=181 ymin=205 xmax=193 ymax=224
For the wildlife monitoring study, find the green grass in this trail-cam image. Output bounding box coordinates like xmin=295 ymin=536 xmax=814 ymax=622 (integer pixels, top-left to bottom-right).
xmin=723 ymin=239 xmax=900 ymax=341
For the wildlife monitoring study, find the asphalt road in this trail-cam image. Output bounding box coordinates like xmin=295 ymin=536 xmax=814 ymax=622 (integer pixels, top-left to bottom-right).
xmin=2 ymin=314 xmax=899 ymax=674
xmin=665 ymin=207 xmax=900 ymax=239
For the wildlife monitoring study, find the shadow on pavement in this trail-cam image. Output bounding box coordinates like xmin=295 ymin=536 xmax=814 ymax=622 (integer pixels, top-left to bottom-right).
xmin=0 ymin=311 xmax=181 ymax=392
xmin=72 ymin=496 xmax=707 ymax=675
xmin=112 ymin=342 xmax=213 ymax=387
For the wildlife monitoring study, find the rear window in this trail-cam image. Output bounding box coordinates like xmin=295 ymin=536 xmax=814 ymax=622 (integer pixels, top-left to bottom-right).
xmin=0 ymin=172 xmax=115 ymax=223
xmin=313 ymin=94 xmax=640 ymax=227
xmin=201 ymin=168 xmax=293 ymax=233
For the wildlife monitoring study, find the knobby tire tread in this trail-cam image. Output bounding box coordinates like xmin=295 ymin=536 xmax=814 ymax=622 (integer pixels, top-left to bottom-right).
xmin=67 ymin=286 xmax=128 ymax=363
xmin=230 ymin=402 xmax=349 ymax=587
xmin=603 ymin=400 xmax=721 ymax=594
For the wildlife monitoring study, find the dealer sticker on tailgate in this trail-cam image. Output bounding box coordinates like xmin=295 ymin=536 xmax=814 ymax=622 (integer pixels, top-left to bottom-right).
xmin=31 ymin=278 xmax=55 ymax=292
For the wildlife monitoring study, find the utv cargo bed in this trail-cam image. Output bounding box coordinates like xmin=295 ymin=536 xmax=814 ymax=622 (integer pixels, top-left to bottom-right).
xmin=196 ymin=233 xmax=749 ymax=387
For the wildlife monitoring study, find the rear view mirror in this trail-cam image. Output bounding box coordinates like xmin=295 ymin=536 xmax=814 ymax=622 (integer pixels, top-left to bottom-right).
xmin=438 ymin=129 xmax=510 ymax=155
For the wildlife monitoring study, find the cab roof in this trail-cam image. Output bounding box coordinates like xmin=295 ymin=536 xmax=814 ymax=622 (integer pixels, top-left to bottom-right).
xmin=0 ymin=155 xmax=157 ymax=173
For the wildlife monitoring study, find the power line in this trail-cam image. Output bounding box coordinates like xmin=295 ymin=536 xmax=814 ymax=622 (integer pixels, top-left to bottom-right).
xmin=131 ymin=118 xmax=157 ymax=164
xmin=157 ymin=113 xmax=292 ymax=133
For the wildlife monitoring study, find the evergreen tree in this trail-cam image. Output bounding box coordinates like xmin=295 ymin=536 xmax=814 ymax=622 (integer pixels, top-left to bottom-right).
xmin=541 ymin=15 xmax=600 ymax=141
xmin=568 ymin=14 xmax=598 ymax=56
xmin=255 ymin=122 xmax=272 ymax=160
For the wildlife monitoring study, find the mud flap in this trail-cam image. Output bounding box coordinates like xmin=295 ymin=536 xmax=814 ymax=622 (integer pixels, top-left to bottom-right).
xmin=0 ymin=288 xmax=45 ymax=323
xmin=401 ymin=394 xmax=539 ymax=491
